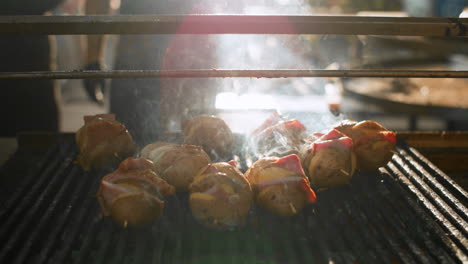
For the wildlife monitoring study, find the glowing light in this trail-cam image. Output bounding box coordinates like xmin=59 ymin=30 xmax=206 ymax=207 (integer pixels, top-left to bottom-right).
xmin=110 ymin=0 xmax=121 ymax=10
xmin=215 ymin=92 xmax=276 ymax=110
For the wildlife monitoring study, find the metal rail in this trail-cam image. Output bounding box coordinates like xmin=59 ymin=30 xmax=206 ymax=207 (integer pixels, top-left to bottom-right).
xmin=0 ymin=69 xmax=468 ymax=79
xmin=0 ymin=15 xmax=467 ymax=36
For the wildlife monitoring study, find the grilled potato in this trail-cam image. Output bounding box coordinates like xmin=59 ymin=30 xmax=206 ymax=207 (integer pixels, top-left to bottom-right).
xmin=245 ymin=154 xmax=316 ymax=217
xmin=251 ymin=112 xmax=307 ymax=157
xmin=141 ymin=142 xmax=210 ymax=191
xmin=183 ymin=115 xmax=234 ymax=160
xmin=97 ymin=158 xmax=175 ymax=227
xmin=76 ymin=114 xmax=136 ymax=171
xmin=334 ymin=120 xmax=396 ymax=170
xmin=300 ymin=129 xmax=356 ymax=189
xmin=189 ymin=161 xmax=253 ymax=229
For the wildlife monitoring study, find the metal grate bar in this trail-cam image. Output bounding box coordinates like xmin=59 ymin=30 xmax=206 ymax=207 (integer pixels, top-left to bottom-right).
xmin=72 ymin=220 xmax=109 ymax=263
xmin=377 ymin=174 xmax=458 ymax=263
xmin=49 ymin=172 xmax=101 ymax=263
xmin=382 ymin=166 xmax=465 ymax=263
xmin=265 ymin=219 xmax=277 ymax=261
xmin=0 ymin=144 xmax=76 ymax=262
xmin=339 ymin=199 xmax=387 ymax=263
xmin=0 ymin=142 xmax=60 ymax=220
xmin=150 ymin=219 xmax=167 ymax=263
xmin=299 ymin=215 xmax=324 ymax=263
xmin=392 ymin=154 xmax=468 ymax=237
xmin=91 ymin=223 xmax=119 ymax=264
xmin=18 ymin=166 xmax=88 ymax=264
xmin=338 ymin=186 xmax=396 ymax=262
xmin=1 ymin=137 xmax=467 ymax=263
xmin=385 ymin=162 xmax=468 ymax=262
xmin=318 ymin=196 xmax=358 ymax=262
xmin=130 ymin=229 xmax=151 ymax=264
xmin=285 ymin=219 xmax=303 ymax=263
xmin=355 ymin=177 xmax=439 ymax=263
xmin=190 ymin=221 xmax=200 ymax=263
xmin=1 ymin=69 xmax=468 ymax=80
xmin=182 ymin=205 xmax=195 ymax=264
xmin=346 ymin=186 xmax=418 ymax=263
xmin=340 ymin=189 xmax=394 ymax=263
xmin=405 ymin=146 xmax=468 ymax=204
xmin=0 ymin=15 xmax=467 ymax=36
xmin=174 ymin=196 xmax=186 ymax=263
xmin=108 ymin=228 xmax=131 ymax=264
xmin=398 ymin=149 xmax=468 ymax=223
xmin=243 ymin=222 xmax=260 ymax=263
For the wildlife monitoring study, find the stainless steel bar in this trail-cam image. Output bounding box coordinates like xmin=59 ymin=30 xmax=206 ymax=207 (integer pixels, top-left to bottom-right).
xmin=0 ymin=15 xmax=467 ymax=36
xmin=0 ymin=70 xmax=468 ymax=79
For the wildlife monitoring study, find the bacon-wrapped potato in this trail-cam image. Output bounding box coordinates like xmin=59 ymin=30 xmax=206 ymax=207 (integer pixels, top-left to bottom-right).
xmin=334 ymin=120 xmax=396 ymax=170
xmin=300 ymin=129 xmax=356 ymax=189
xmin=183 ymin=115 xmax=234 ymax=160
xmin=189 ymin=160 xmax=253 ymax=229
xmin=245 ymin=154 xmax=316 ymax=217
xmin=251 ymin=112 xmax=307 ymax=157
xmin=141 ymin=142 xmax=210 ymax=192
xmin=97 ymin=158 xmax=175 ymax=227
xmin=76 ymin=114 xmax=136 ymax=171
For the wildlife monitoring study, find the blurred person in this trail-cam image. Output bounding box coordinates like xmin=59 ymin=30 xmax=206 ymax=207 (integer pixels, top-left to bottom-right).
xmin=0 ymin=0 xmax=66 ymax=136
xmin=84 ymin=0 xmax=233 ymax=145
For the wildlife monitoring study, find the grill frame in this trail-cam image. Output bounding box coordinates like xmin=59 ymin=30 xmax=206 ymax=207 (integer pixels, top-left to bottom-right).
xmin=0 ymin=15 xmax=467 ymax=80
xmin=0 ymin=13 xmax=467 ymax=264
xmin=0 ymin=134 xmax=467 ymax=263
xmin=0 ymin=15 xmax=467 ymax=36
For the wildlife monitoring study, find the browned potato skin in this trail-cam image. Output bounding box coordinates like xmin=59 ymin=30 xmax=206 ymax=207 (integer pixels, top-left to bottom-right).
xmin=300 ymin=144 xmax=355 ymax=189
xmin=245 ymin=156 xmax=310 ymax=217
xmin=183 ymin=115 xmax=234 ymax=160
xmin=243 ymin=157 xmax=279 ymax=186
xmin=76 ymin=114 xmax=136 ymax=171
xmin=189 ymin=162 xmax=253 ymax=229
xmin=332 ymin=120 xmax=357 ymax=137
xmin=108 ymin=191 xmax=164 ymax=227
xmin=334 ymin=120 xmax=396 ymax=171
xmin=141 ymin=142 xmax=211 ymax=191
xmin=97 ymin=158 xmax=175 ymax=227
xmin=256 ymin=184 xmax=307 ymax=217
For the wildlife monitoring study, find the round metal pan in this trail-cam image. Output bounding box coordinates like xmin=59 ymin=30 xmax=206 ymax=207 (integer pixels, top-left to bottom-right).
xmin=340 ymin=50 xmax=468 ymax=123
xmin=341 ymin=79 xmax=468 ymax=121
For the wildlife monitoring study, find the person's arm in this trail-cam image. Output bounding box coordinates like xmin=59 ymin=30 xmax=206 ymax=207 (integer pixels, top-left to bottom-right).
xmin=82 ymin=0 xmax=111 ymax=104
xmin=85 ymin=0 xmax=111 ymax=67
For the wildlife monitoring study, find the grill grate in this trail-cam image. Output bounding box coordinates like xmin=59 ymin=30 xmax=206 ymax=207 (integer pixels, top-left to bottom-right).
xmin=0 ymin=135 xmax=467 ymax=263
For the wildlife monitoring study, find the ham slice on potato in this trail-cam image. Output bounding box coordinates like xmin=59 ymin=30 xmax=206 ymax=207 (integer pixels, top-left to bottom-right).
xmin=97 ymin=157 xmax=175 ymax=227
xmin=251 ymin=112 xmax=307 ymax=157
xmin=334 ymin=120 xmax=396 ymax=171
xmin=245 ymin=154 xmax=316 ymax=217
xmin=300 ymin=129 xmax=356 ymax=189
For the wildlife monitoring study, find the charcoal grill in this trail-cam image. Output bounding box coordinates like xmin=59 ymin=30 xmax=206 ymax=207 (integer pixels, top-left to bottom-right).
xmin=0 ymin=14 xmax=467 ymax=264
xmin=0 ymin=134 xmax=466 ymax=263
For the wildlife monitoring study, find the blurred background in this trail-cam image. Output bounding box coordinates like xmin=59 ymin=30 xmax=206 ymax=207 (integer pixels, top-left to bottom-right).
xmin=50 ymin=0 xmax=468 ymax=135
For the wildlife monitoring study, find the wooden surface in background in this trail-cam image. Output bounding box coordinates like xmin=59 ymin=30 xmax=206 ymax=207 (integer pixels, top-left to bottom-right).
xmin=397 ymin=131 xmax=468 ymax=173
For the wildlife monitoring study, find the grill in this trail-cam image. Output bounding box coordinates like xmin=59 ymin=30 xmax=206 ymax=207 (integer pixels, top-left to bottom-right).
xmin=1 ymin=13 xmax=468 ymax=264
xmin=0 ymin=134 xmax=467 ymax=263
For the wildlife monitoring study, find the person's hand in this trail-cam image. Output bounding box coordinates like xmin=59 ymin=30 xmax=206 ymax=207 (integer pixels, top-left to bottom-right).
xmin=83 ymin=62 xmax=105 ymax=105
